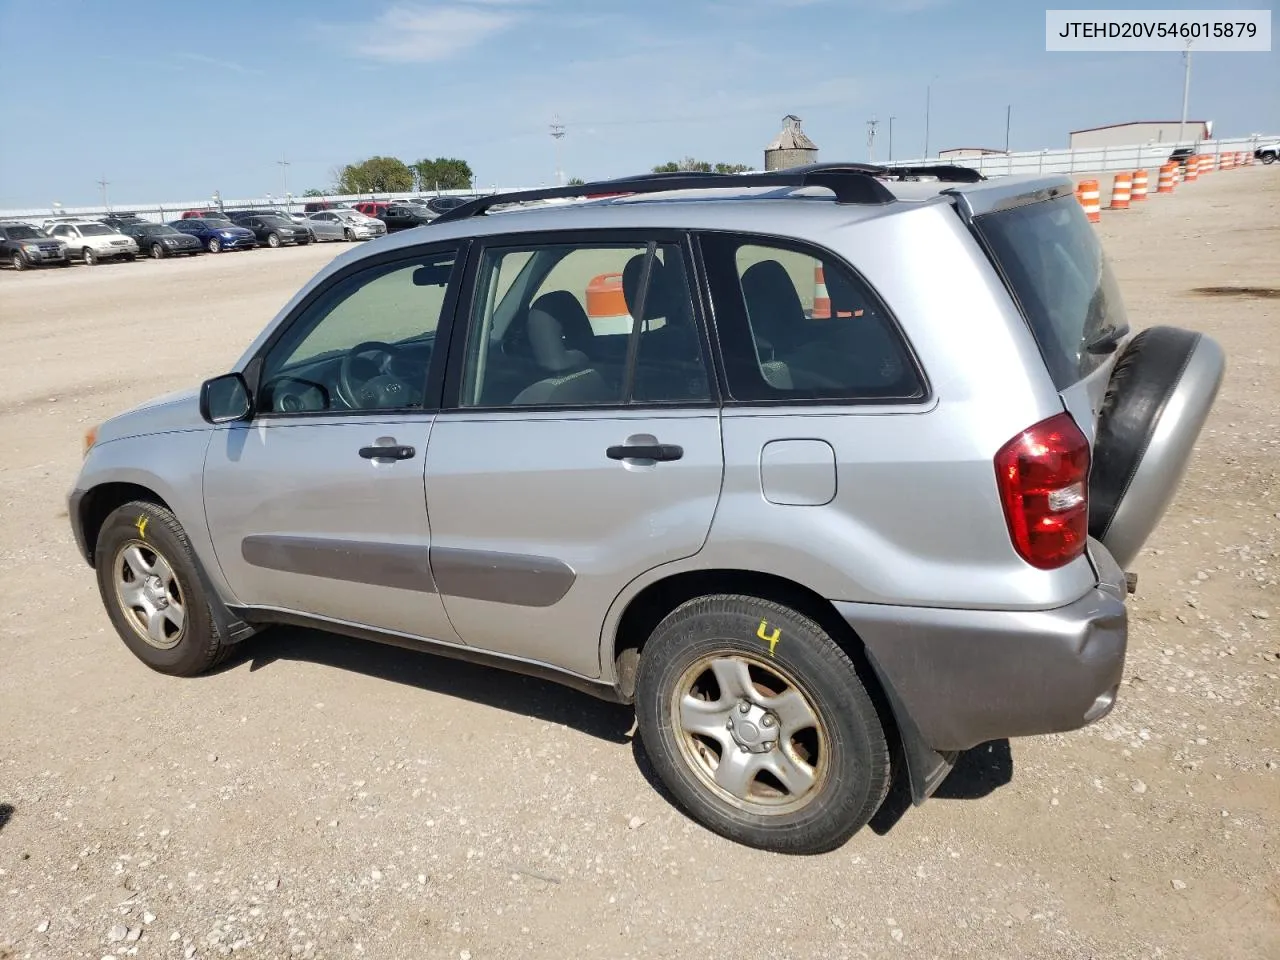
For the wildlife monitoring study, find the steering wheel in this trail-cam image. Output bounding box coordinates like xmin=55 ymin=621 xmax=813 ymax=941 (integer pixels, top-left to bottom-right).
xmin=336 ymin=340 xmax=416 ymax=410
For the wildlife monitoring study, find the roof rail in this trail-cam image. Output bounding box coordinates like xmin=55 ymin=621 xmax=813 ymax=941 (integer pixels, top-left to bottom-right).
xmin=429 ymin=166 xmax=899 ymax=225
xmin=875 ymin=163 xmax=986 ymax=183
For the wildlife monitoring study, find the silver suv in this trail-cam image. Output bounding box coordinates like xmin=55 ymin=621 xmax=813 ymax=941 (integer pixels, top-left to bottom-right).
xmin=68 ymin=164 xmax=1224 ymax=854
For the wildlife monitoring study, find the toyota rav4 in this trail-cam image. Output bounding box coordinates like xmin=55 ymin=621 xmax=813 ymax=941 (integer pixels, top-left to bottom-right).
xmin=68 ymin=164 xmax=1224 ymax=855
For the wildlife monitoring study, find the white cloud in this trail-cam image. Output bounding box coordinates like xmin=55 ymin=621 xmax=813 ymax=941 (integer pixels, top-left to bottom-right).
xmin=349 ymin=3 xmax=523 ymax=63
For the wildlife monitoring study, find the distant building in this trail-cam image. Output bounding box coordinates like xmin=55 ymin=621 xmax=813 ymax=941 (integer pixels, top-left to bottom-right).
xmin=764 ymin=115 xmax=818 ymax=171
xmin=1069 ymin=120 xmax=1213 ymax=148
xmin=937 ymin=147 xmax=1007 ymax=160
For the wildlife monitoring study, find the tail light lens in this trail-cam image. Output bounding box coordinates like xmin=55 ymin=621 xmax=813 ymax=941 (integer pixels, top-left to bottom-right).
xmin=994 ymin=412 xmax=1091 ymax=569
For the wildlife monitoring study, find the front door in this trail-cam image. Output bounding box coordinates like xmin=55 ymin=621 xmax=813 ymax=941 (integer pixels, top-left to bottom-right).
xmin=203 ymin=245 xmax=465 ymax=642
xmin=425 ymin=234 xmax=724 ymax=678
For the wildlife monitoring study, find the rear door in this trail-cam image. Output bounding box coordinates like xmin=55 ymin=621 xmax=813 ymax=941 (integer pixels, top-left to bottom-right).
xmin=424 ymin=232 xmax=724 ymax=678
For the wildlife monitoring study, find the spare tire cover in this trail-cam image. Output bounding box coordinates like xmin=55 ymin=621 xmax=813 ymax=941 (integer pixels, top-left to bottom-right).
xmin=1089 ymin=325 xmax=1225 ymax=569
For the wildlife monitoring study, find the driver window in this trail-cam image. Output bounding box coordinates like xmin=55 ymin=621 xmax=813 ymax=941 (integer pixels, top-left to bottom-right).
xmin=256 ymin=249 xmax=459 ymax=414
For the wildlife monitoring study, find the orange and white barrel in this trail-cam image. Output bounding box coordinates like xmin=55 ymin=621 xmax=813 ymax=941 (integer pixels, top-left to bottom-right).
xmin=1183 ymin=158 xmax=1199 ymax=182
xmin=1197 ymin=154 xmax=1211 ymax=175
xmin=1076 ymin=179 xmax=1101 ymax=222
xmin=1156 ymin=163 xmax=1176 ymax=194
xmin=1222 ymin=153 xmax=1236 ymax=171
xmin=1109 ymin=172 xmax=1132 ymax=209
xmin=812 ymin=265 xmax=831 ymax=319
xmin=585 ymin=272 xmax=632 ymax=334
xmin=1130 ymin=168 xmax=1149 ymax=201
xmin=1238 ymin=151 xmax=1248 ymax=166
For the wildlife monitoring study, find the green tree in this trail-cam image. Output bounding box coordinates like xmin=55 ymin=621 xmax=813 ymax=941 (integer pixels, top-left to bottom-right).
xmin=567 ymin=176 xmax=586 ymax=186
xmin=411 ymin=157 xmax=474 ymax=191
xmin=652 ymin=158 xmax=752 ymax=174
xmin=302 ymin=188 xmax=327 ymax=197
xmin=337 ymin=156 xmax=415 ymax=194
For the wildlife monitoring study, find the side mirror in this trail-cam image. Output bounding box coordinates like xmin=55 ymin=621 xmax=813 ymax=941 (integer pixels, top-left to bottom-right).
xmin=199 ymin=372 xmax=253 ymax=424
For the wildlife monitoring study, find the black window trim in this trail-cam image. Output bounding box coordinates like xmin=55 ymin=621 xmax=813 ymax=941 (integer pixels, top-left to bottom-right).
xmin=691 ymin=228 xmax=932 ymax=408
xmin=440 ymin=227 xmax=721 ymax=414
xmin=241 ymin=238 xmax=472 ymax=422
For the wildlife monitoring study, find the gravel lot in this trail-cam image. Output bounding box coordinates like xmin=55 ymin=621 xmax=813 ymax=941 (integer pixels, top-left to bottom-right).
xmin=1 ymin=170 xmax=1277 ymax=960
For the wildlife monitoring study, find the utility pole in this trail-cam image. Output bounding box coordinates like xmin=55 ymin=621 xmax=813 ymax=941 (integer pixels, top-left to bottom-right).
xmin=924 ymin=74 xmax=939 ymax=159
xmin=1005 ymin=104 xmax=1012 ymax=153
xmin=278 ymin=155 xmax=291 ymax=201
xmin=550 ymin=115 xmax=566 ymax=186
xmin=866 ymin=117 xmax=879 ymax=163
xmin=97 ymin=176 xmax=110 ymax=211
xmin=1178 ymin=42 xmax=1192 ymax=144
xmin=888 ymin=116 xmax=896 ymax=161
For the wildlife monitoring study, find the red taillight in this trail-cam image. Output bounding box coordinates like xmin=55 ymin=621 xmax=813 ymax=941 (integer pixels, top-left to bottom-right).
xmin=994 ymin=412 xmax=1091 ymax=570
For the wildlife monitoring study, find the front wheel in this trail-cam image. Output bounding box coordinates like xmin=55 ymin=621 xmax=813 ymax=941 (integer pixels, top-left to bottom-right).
xmin=266 ymin=232 xmax=281 ymax=248
xmin=207 ymin=237 xmax=222 ymax=253
xmin=83 ymin=247 xmax=98 ymax=265
xmin=151 ymin=243 xmax=165 ymax=259
xmin=1262 ymin=152 xmax=1277 ymax=165
xmin=94 ymin=501 xmax=236 ymax=676
xmin=11 ymin=251 xmax=26 ymax=271
xmin=634 ymin=595 xmax=891 ymax=855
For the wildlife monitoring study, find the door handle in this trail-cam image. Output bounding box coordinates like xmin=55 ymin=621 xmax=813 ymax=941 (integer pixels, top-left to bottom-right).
xmin=606 ymin=443 xmax=683 ymax=462
xmin=359 ymin=444 xmax=415 ymax=461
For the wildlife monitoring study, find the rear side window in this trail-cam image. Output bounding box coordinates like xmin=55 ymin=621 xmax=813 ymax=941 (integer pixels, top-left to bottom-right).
xmin=700 ymin=234 xmax=924 ymax=403
xmin=972 ymin=193 xmax=1129 ymax=389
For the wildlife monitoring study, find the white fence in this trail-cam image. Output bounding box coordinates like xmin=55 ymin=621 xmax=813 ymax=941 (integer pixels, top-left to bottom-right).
xmin=2 ymin=133 xmax=1276 ymax=222
xmin=891 ymin=134 xmax=1275 ymax=177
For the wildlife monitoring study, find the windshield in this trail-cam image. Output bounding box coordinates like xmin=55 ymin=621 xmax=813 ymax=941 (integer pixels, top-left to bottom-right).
xmin=142 ymin=225 xmax=179 ymax=235
xmin=79 ymin=224 xmax=116 ymax=237
xmin=972 ymin=193 xmax=1129 ymax=389
xmin=5 ymin=225 xmax=42 ymax=240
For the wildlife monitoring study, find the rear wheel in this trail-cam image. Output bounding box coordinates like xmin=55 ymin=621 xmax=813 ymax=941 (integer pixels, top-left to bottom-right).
xmin=207 ymin=237 xmax=222 ymax=253
xmin=344 ymin=228 xmax=355 ymax=242
xmin=94 ymin=501 xmax=236 ymax=676
xmin=83 ymin=247 xmax=98 ymax=265
xmin=634 ymin=595 xmax=891 ymax=855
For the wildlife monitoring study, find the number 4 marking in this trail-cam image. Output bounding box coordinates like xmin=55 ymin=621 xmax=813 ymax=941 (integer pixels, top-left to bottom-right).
xmin=757 ymin=619 xmax=781 ymax=656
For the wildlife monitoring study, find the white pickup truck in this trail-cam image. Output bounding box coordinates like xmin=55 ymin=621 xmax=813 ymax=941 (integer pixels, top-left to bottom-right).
xmin=1254 ymin=139 xmax=1279 ymax=164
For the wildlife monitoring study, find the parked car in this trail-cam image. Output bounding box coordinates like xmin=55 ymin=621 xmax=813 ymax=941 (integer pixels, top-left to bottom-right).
xmin=44 ymin=220 xmax=138 ymax=265
xmin=100 ymin=212 xmax=148 ymax=230
xmin=68 ymin=165 xmax=1225 ymax=855
xmin=0 ymin=220 xmax=70 ymax=270
xmin=1253 ymin=139 xmax=1279 ymax=164
xmin=226 ymin=212 xmax=312 ymax=248
xmin=302 ymin=200 xmax=354 ymax=213
xmin=120 ymin=222 xmax=204 ymax=259
xmin=379 ymin=203 xmax=435 ymax=232
xmin=352 ymin=201 xmax=391 ymax=219
xmin=305 ymin=209 xmax=387 ymax=241
xmin=1167 ymin=146 xmax=1196 ymax=169
xmin=168 ymin=218 xmax=257 ymax=253
xmin=424 ymin=195 xmax=474 ymax=216
xmin=181 ymin=209 xmax=233 ymax=222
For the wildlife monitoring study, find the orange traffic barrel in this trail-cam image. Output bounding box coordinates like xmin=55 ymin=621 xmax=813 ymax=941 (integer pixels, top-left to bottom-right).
xmin=1201 ymin=154 xmax=1214 ymax=174
xmin=1076 ymin=179 xmax=1101 ymax=222
xmin=1221 ymin=152 xmax=1235 ymax=171
xmin=1238 ymin=151 xmax=1248 ymax=166
xmin=1156 ymin=163 xmax=1176 ymax=194
xmin=585 ymin=272 xmax=631 ymax=333
xmin=1130 ymin=168 xmax=1149 ymax=201
xmin=1183 ymin=158 xmax=1199 ymax=182
xmin=1109 ymin=172 xmax=1132 ymax=209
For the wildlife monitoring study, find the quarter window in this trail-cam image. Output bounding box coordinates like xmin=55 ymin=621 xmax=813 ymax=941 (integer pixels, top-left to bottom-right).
xmin=700 ymin=234 xmax=923 ymax=402
xmin=457 ymin=240 xmax=710 ymax=408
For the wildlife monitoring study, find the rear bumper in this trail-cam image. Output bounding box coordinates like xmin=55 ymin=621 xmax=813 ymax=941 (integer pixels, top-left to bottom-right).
xmin=835 ymin=542 xmax=1127 ymax=754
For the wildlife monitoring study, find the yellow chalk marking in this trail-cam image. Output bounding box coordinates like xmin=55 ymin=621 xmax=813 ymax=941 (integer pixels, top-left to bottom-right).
xmin=135 ymin=516 xmax=149 ymax=539
xmin=756 ymin=620 xmax=781 ymax=656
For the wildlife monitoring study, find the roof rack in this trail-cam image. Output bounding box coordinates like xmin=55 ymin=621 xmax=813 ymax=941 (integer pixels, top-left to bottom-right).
xmin=430 ymin=166 xmax=901 ymax=225
xmin=874 ymin=163 xmax=986 ymax=183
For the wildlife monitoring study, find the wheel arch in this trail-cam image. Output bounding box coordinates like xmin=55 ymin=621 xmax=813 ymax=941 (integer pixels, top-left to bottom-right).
xmin=77 ymin=481 xmax=173 ymax=568
xmin=607 ymin=566 xmax=956 ymax=805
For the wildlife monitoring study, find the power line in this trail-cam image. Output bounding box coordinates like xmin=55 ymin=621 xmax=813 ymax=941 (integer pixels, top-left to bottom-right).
xmin=550 ymin=114 xmax=566 ymax=186
xmin=96 ymin=176 xmax=110 ymax=211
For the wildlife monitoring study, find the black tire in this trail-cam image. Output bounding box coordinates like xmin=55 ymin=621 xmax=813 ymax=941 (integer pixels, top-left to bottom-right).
xmin=83 ymin=247 xmax=98 ymax=265
xmin=94 ymin=500 xmax=235 ymax=677
xmin=1262 ymin=152 xmax=1277 ymax=165
xmin=1089 ymin=325 xmax=1203 ymax=544
xmin=344 ymin=228 xmax=355 ymax=242
xmin=208 ymin=237 xmax=222 ymax=253
xmin=267 ymin=232 xmax=281 ymax=248
xmin=634 ymin=595 xmax=891 ymax=855
xmin=11 ymin=251 xmax=26 ymax=271
xmin=124 ymin=253 xmax=136 ymax=262
xmin=59 ymin=259 xmax=71 ymax=267
xmin=151 ymin=243 xmax=165 ymax=259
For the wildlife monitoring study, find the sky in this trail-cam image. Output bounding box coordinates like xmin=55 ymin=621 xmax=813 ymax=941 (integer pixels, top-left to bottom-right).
xmin=0 ymin=0 xmax=1275 ymax=209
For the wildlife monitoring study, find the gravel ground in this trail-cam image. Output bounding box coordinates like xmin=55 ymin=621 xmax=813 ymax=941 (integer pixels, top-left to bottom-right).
xmin=1 ymin=169 xmax=1277 ymax=960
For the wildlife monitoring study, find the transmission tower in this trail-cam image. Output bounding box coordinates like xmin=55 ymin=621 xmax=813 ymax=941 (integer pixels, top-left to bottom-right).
xmin=550 ymin=115 xmax=566 ymax=186
xmin=866 ymin=118 xmax=879 ymax=163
